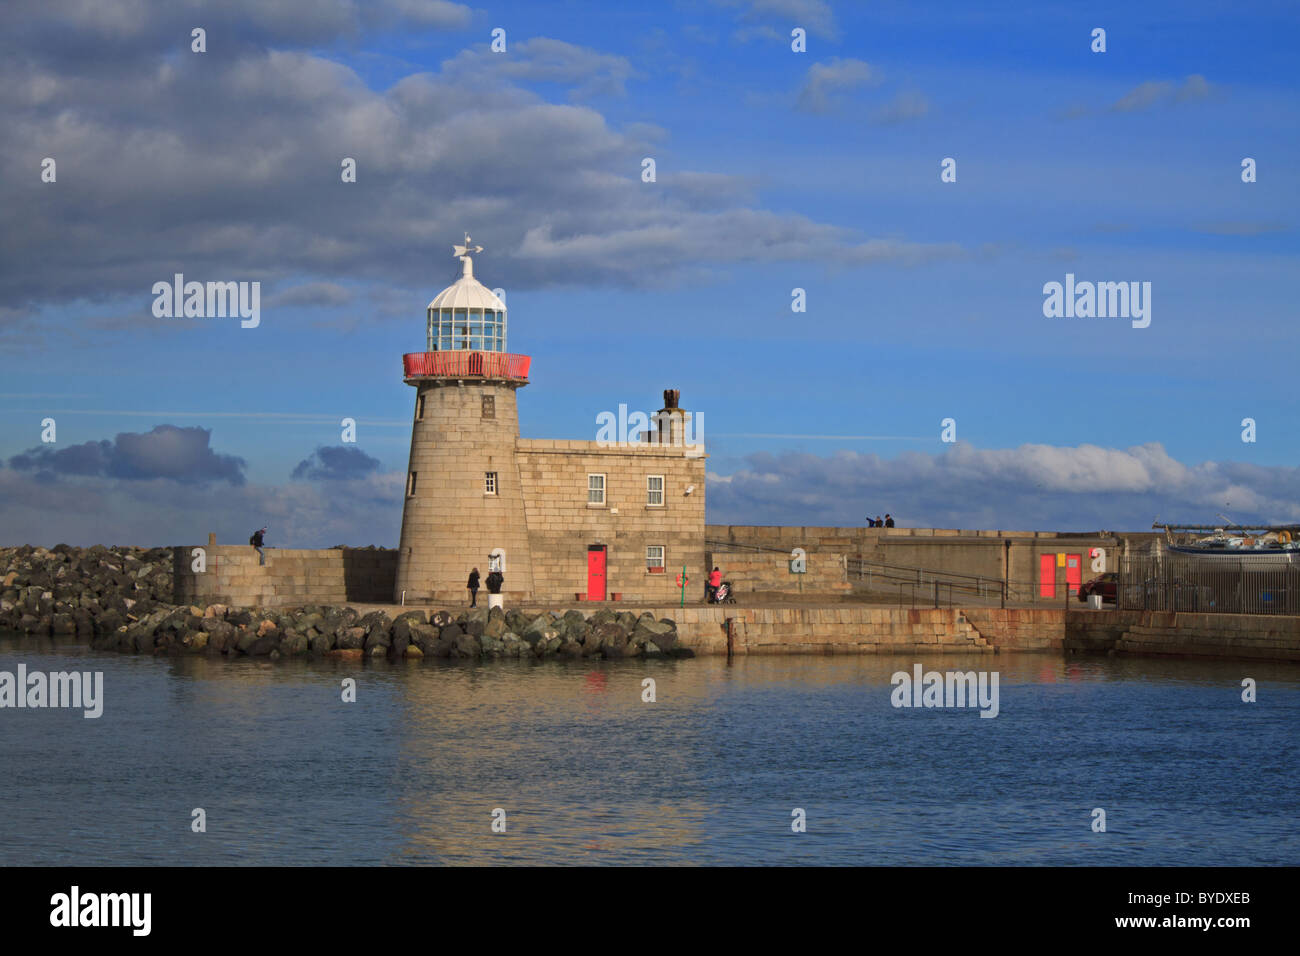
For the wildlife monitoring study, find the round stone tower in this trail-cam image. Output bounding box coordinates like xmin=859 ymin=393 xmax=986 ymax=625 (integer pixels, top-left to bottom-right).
xmin=394 ymin=236 xmax=535 ymax=603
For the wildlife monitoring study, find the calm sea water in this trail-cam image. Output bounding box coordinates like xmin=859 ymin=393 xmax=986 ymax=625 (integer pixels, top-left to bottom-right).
xmin=1 ymin=631 xmax=1296 ymax=866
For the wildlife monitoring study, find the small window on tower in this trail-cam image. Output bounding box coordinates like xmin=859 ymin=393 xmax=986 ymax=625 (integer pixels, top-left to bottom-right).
xmin=588 ymin=474 xmax=606 ymax=506
xmin=485 ymin=472 xmax=498 ymax=495
xmin=407 ymin=472 xmax=418 ymax=497
xmin=647 ymin=475 xmax=664 ymax=507
xmin=482 ymin=395 xmax=495 ymax=419
xmin=646 ymin=546 xmax=665 ymax=572
xmin=416 ymin=394 xmax=425 ymax=421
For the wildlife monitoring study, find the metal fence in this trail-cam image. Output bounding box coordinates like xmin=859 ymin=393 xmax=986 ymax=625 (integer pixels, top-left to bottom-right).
xmin=1119 ymin=552 xmax=1300 ymax=615
xmin=843 ymin=558 xmax=1073 ymax=608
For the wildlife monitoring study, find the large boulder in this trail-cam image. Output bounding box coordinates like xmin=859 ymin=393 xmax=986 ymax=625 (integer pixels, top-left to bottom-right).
xmin=359 ymin=611 xmax=393 ymax=648
xmin=588 ymin=608 xmax=618 ymax=628
xmin=633 ymin=618 xmax=676 ymax=652
xmin=591 ymin=622 xmax=627 ymax=652
xmin=337 ymin=626 xmax=366 ymax=650
xmin=453 ymin=632 xmax=482 ymax=659
xmin=410 ymin=623 xmax=441 ymax=655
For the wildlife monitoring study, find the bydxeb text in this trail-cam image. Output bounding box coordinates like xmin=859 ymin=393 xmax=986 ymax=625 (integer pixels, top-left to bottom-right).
xmin=152 ymin=274 xmax=260 ymax=328
xmin=891 ymin=664 xmax=999 ymax=718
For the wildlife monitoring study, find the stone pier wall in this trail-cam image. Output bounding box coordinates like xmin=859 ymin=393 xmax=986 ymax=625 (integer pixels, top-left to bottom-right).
xmin=628 ymin=606 xmax=992 ymax=656
xmin=173 ymin=546 xmax=398 ymax=608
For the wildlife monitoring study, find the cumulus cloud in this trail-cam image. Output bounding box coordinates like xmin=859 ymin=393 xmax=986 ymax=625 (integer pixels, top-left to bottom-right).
xmin=1110 ymin=74 xmax=1211 ymax=113
xmin=796 ymin=57 xmax=876 ymax=113
xmin=443 ymin=37 xmax=638 ymax=99
xmin=6 ymin=425 xmax=246 ymax=485
xmin=719 ymin=0 xmax=839 ymax=41
xmin=708 ymin=442 xmax=1300 ymax=531
xmin=266 ymin=282 xmax=355 ymax=308
xmin=291 ymin=445 xmax=383 ymax=481
xmin=873 ymin=90 xmax=929 ymax=124
xmin=0 ymin=465 xmax=402 ymax=548
xmin=0 ymin=11 xmax=958 ymax=345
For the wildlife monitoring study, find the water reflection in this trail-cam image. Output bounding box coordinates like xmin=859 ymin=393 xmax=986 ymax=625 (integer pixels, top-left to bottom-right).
xmin=1 ymin=634 xmax=1297 ymax=865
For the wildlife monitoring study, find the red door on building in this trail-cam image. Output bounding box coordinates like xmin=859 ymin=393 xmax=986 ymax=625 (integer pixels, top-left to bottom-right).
xmin=1039 ymin=554 xmax=1056 ymax=598
xmin=1066 ymin=554 xmax=1082 ymax=595
xmin=587 ymin=546 xmax=607 ymax=601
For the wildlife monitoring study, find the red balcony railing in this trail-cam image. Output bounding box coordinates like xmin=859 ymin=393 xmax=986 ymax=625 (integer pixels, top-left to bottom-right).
xmin=402 ymin=351 xmax=531 ymax=382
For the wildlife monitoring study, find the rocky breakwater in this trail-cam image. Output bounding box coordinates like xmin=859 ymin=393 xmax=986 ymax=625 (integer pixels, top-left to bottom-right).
xmin=1 ymin=545 xmax=174 ymax=641
xmin=1 ymin=545 xmax=689 ymax=662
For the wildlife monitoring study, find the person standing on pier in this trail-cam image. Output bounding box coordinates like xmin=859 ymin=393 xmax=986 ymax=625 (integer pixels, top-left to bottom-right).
xmin=885 ymin=514 xmax=895 ymax=527
xmin=707 ymin=566 xmax=722 ymax=603
xmin=467 ymin=567 xmax=480 ymax=607
xmin=249 ymin=526 xmax=267 ymax=565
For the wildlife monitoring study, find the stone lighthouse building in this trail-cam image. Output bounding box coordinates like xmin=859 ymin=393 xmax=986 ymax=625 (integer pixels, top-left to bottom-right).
xmin=394 ymin=237 xmax=707 ymax=605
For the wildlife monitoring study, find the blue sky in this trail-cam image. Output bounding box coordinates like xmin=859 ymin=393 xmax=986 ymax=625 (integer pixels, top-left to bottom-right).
xmin=1 ymin=0 xmax=1298 ymax=546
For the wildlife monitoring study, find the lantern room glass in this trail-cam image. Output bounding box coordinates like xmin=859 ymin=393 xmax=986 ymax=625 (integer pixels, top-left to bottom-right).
xmin=427 ymin=307 xmax=507 ymax=352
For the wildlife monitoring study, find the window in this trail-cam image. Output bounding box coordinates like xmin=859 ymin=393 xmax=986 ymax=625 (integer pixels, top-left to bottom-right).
xmin=482 ymin=395 xmax=495 ymax=419
xmin=407 ymin=472 xmax=418 ymax=497
xmin=485 ymin=472 xmax=498 ymax=495
xmin=587 ymin=474 xmax=606 ymax=505
xmin=646 ymin=546 xmax=665 ymax=571
xmin=647 ymin=475 xmax=664 ymax=506
xmin=416 ymin=394 xmax=425 ymax=420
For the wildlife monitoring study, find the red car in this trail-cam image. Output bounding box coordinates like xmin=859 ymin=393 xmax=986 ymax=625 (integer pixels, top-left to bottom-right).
xmin=1077 ymin=572 xmax=1117 ymax=603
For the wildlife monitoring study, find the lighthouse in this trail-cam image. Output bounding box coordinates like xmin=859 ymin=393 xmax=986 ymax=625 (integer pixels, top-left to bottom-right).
xmin=395 ymin=235 xmax=707 ymax=606
xmin=394 ymin=236 xmax=536 ymax=603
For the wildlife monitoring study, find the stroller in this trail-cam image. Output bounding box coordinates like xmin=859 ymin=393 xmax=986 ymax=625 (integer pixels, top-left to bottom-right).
xmin=712 ymin=580 xmax=736 ymax=604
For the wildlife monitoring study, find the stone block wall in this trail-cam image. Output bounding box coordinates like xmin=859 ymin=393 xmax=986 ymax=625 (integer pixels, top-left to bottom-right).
xmin=654 ymin=606 xmax=991 ymax=655
xmin=704 ymin=549 xmax=851 ymax=595
xmin=395 ymin=381 xmax=536 ymax=603
xmin=174 ymin=546 xmax=397 ymax=607
xmin=517 ymin=439 xmax=706 ymax=603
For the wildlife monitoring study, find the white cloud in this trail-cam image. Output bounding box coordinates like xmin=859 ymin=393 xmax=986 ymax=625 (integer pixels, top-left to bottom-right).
xmin=796 ymin=57 xmax=876 ymax=113
xmin=708 ymin=442 xmax=1300 ymax=530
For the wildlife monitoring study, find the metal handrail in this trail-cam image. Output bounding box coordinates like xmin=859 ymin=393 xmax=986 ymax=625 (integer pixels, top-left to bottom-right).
xmin=402 ymin=351 xmax=531 ymax=381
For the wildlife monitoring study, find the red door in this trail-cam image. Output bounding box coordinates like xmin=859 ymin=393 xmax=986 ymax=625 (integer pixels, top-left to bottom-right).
xmin=587 ymin=546 xmax=606 ymax=601
xmin=1039 ymin=554 xmax=1056 ymax=598
xmin=1066 ymin=554 xmax=1082 ymax=595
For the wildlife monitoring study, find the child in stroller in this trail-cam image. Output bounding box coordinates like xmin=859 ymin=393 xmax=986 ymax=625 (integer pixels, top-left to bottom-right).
xmin=712 ymin=580 xmax=735 ymax=604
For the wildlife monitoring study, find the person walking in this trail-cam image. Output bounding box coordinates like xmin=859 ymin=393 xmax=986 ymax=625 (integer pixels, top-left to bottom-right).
xmin=467 ymin=567 xmax=480 ymax=607
xmin=884 ymin=514 xmax=895 ymax=528
xmin=249 ymin=526 xmax=268 ymax=565
xmin=707 ymin=566 xmax=722 ymax=603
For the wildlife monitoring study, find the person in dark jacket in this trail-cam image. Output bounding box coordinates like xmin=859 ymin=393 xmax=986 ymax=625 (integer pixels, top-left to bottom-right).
xmin=873 ymin=516 xmax=883 ymax=528
xmin=467 ymin=567 xmax=480 ymax=607
xmin=249 ymin=526 xmax=267 ymax=565
xmin=486 ymin=569 xmax=504 ymax=594
xmin=885 ymin=514 xmax=895 ymax=527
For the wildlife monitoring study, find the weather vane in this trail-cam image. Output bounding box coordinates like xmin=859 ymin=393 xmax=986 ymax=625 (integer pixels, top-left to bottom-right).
xmin=453 ymin=233 xmax=483 ymax=260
